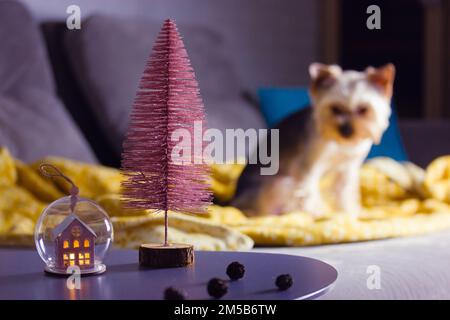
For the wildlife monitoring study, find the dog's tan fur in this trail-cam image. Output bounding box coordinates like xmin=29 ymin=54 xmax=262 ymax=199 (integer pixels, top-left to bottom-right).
xmin=232 ymin=63 xmax=395 ymax=217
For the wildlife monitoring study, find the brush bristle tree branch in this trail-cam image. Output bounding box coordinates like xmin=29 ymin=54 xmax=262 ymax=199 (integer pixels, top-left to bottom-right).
xmin=121 ymin=19 xmax=212 ymax=248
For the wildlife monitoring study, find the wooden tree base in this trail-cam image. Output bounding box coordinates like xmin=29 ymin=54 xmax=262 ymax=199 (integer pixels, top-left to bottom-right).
xmin=139 ymin=243 xmax=194 ymax=268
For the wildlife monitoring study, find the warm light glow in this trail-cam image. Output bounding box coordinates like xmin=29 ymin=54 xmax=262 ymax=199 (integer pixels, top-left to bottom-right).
xmin=79 ymin=260 xmax=84 ymax=265
xmin=85 ymin=252 xmax=90 ymax=259
xmin=73 ymin=240 xmax=79 ymax=248
xmin=69 ymin=253 xmax=75 ymax=260
xmin=69 ymin=260 xmax=75 ymax=266
xmin=84 ymin=239 xmax=90 ymax=248
xmin=71 ymin=226 xmax=82 ymax=237
xmin=78 ymin=253 xmax=84 ymax=259
xmin=85 ymin=259 xmax=90 ymax=265
xmin=63 ymin=254 xmax=68 ymax=260
xmin=63 ymin=240 xmax=69 ymax=249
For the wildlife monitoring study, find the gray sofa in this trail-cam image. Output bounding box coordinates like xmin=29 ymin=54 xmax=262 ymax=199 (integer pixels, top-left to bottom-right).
xmin=0 ymin=1 xmax=97 ymax=163
xmin=1 ymin=0 xmax=449 ymax=167
xmin=2 ymin=0 xmax=317 ymax=166
xmin=1 ymin=0 xmax=450 ymax=299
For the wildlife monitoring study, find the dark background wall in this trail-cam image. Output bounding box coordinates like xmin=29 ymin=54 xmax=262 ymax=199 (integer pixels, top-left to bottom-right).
xmin=341 ymin=0 xmax=424 ymax=119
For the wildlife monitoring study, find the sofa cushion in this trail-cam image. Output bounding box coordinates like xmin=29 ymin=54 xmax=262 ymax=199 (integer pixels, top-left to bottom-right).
xmin=41 ymin=22 xmax=119 ymax=166
xmin=0 ymin=88 xmax=97 ymax=163
xmin=63 ymin=14 xmax=264 ymax=155
xmin=399 ymin=120 xmax=450 ymax=168
xmin=258 ymin=87 xmax=311 ymax=128
xmin=0 ymin=0 xmax=96 ymax=163
xmin=0 ymin=0 xmax=54 ymax=94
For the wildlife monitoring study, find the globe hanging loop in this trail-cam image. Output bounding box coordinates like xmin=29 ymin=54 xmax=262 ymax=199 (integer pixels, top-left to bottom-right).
xmin=39 ymin=163 xmax=79 ymax=213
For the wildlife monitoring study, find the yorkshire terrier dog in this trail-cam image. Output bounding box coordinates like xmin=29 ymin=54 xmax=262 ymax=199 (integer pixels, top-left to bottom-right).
xmin=233 ymin=63 xmax=395 ymax=217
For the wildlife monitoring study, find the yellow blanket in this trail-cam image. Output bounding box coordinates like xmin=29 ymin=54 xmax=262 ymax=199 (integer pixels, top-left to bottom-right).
xmin=2 ymin=146 xmax=450 ymax=249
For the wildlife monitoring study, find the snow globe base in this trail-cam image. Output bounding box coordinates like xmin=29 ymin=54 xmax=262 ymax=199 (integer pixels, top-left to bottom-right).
xmin=139 ymin=243 xmax=194 ymax=268
xmin=44 ymin=263 xmax=106 ymax=276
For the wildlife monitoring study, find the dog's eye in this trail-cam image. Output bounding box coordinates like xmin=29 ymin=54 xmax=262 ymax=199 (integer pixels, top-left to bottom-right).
xmin=356 ymin=105 xmax=368 ymax=116
xmin=330 ymin=105 xmax=345 ymax=116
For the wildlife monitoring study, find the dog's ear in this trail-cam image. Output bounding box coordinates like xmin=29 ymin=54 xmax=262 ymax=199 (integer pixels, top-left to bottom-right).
xmin=366 ymin=63 xmax=396 ymax=98
xmin=309 ymin=63 xmax=342 ymax=93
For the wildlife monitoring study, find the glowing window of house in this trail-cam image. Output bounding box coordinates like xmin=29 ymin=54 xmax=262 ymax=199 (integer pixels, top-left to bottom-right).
xmin=78 ymin=253 xmax=84 ymax=259
xmin=69 ymin=260 xmax=75 ymax=266
xmin=69 ymin=253 xmax=75 ymax=260
xmin=85 ymin=259 xmax=90 ymax=265
xmin=84 ymin=239 xmax=90 ymax=248
xmin=85 ymin=252 xmax=90 ymax=259
xmin=63 ymin=254 xmax=69 ymax=260
xmin=63 ymin=240 xmax=69 ymax=248
xmin=79 ymin=260 xmax=84 ymax=266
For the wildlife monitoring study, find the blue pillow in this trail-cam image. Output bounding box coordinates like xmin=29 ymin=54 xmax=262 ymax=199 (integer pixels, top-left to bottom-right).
xmin=258 ymin=87 xmax=408 ymax=161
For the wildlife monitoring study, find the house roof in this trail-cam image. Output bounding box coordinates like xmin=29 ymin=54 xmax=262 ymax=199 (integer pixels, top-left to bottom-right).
xmin=52 ymin=213 xmax=97 ymax=240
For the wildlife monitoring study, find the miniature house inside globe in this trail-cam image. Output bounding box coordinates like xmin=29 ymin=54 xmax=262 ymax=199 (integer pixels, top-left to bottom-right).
xmin=35 ymin=196 xmax=113 ymax=275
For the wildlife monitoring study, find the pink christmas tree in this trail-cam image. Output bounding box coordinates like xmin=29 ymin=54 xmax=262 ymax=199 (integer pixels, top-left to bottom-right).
xmin=121 ymin=19 xmax=212 ymax=246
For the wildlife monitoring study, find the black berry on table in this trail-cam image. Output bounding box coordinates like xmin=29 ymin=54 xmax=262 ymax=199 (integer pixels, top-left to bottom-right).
xmin=275 ymin=274 xmax=293 ymax=290
xmin=164 ymin=286 xmax=186 ymax=300
xmin=226 ymin=261 xmax=245 ymax=280
xmin=207 ymin=278 xmax=228 ymax=299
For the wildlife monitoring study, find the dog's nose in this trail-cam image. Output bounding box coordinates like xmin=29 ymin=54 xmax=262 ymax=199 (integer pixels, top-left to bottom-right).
xmin=338 ymin=123 xmax=354 ymax=138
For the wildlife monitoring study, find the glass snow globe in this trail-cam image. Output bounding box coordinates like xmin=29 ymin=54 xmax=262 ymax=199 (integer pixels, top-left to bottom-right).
xmin=35 ymin=196 xmax=113 ymax=275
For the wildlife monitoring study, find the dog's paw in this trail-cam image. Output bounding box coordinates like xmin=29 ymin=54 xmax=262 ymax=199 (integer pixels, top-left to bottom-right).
xmin=291 ymin=195 xmax=329 ymax=217
xmin=335 ymin=202 xmax=361 ymax=217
